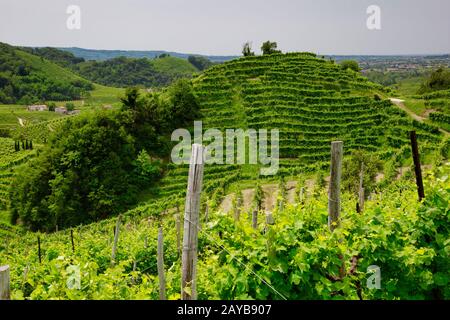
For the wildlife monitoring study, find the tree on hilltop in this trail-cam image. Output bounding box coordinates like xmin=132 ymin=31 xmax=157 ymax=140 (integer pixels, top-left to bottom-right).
xmin=261 ymin=41 xmax=281 ymax=55
xmin=242 ymin=42 xmax=255 ymax=57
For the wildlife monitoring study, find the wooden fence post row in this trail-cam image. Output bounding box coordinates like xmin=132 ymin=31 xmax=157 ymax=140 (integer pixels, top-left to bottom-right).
xmin=181 ymin=144 xmax=205 ymax=300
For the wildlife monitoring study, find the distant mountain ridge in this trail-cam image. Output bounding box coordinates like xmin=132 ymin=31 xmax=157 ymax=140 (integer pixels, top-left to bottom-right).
xmin=57 ymin=47 xmax=238 ymax=62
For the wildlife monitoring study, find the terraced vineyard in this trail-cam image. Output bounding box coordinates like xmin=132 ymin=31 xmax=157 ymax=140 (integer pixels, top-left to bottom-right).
xmin=13 ymin=117 xmax=70 ymax=144
xmin=420 ymin=89 xmax=450 ymax=131
xmin=0 ymin=138 xmax=36 ymax=210
xmin=152 ymin=53 xmax=445 ymax=200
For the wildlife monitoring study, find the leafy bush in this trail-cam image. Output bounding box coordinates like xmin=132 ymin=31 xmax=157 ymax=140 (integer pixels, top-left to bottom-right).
xmin=340 ymin=60 xmax=360 ymax=72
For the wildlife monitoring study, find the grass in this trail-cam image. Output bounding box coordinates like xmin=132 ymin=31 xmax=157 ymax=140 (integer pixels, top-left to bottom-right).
xmin=85 ymin=84 xmax=125 ymax=107
xmin=0 ymin=211 xmax=10 ymax=224
xmin=392 ymin=76 xmax=423 ymax=97
xmin=15 ymin=49 xmax=87 ymax=83
xmin=152 ymin=56 xmax=198 ymax=77
xmin=403 ymin=98 xmax=427 ymax=116
xmin=0 ymin=84 xmax=125 ymax=134
xmin=0 ymin=105 xmax=64 ymax=130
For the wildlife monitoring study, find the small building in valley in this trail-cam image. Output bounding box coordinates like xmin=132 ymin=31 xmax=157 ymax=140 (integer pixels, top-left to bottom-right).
xmin=55 ymin=107 xmax=68 ymax=114
xmin=27 ymin=104 xmax=48 ymax=112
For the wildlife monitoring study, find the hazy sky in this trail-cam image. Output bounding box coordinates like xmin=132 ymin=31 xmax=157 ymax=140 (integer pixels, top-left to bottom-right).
xmin=1 ymin=0 xmax=449 ymax=55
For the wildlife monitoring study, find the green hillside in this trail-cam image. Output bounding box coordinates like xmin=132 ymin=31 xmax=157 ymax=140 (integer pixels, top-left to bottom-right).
xmin=152 ymin=56 xmax=198 ymax=77
xmin=71 ymin=55 xmax=198 ymax=88
xmin=141 ymin=53 xmax=445 ymax=207
xmin=0 ymin=52 xmax=449 ymax=301
xmin=0 ymin=43 xmax=93 ymax=104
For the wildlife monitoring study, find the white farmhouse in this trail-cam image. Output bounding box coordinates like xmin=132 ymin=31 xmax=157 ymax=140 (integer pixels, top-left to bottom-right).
xmin=55 ymin=107 xmax=68 ymax=114
xmin=27 ymin=104 xmax=48 ymax=112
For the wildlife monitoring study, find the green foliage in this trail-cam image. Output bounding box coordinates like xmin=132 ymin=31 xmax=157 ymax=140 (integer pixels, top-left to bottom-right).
xmin=340 ymin=60 xmax=360 ymax=72
xmin=133 ymin=149 xmax=163 ymax=186
xmin=242 ymin=42 xmax=255 ymax=57
xmin=20 ymin=47 xmax=85 ymax=68
xmin=342 ymin=150 xmax=383 ymax=196
xmin=418 ymin=67 xmax=450 ymax=94
xmin=9 ymin=80 xmax=200 ymax=231
xmin=261 ymin=41 xmax=281 ymax=55
xmin=9 ymin=111 xmax=139 ymax=231
xmin=1 ymin=165 xmax=448 ymax=300
xmin=73 ymin=56 xmax=197 ymax=88
xmin=188 ymin=55 xmax=214 ymax=71
xmin=65 ymin=102 xmax=75 ymax=112
xmin=0 ymin=43 xmax=93 ymax=104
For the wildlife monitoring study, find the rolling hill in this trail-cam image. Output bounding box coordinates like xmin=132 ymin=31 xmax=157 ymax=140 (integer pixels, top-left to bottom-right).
xmin=72 ymin=55 xmax=198 ymax=88
xmin=128 ymin=52 xmax=447 ymax=215
xmin=58 ymin=47 xmax=238 ymax=62
xmin=0 ymin=51 xmax=449 ymax=301
xmin=22 ymin=45 xmax=203 ymax=88
xmin=0 ymin=43 xmax=93 ymax=104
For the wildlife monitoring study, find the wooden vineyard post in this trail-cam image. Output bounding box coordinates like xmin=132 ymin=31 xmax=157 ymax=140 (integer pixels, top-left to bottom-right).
xmin=204 ymin=203 xmax=209 ymax=224
xmin=357 ymin=162 xmax=365 ymax=213
xmin=181 ymin=144 xmax=205 ymax=300
xmin=328 ymin=141 xmax=343 ymax=232
xmin=299 ymin=187 xmax=305 ymax=205
xmin=131 ymin=260 xmax=137 ymax=285
xmin=176 ymin=214 xmax=181 ymax=257
xmin=265 ymin=212 xmax=274 ymax=226
xmin=252 ymin=209 xmax=258 ymax=229
xmin=234 ymin=195 xmax=241 ymax=221
xmin=157 ymin=227 xmax=166 ymax=300
xmin=0 ymin=265 xmax=10 ymax=300
xmin=70 ymin=229 xmax=75 ymax=253
xmin=37 ymin=236 xmax=42 ymax=264
xmin=111 ymin=215 xmax=122 ymax=265
xmin=410 ymin=131 xmax=425 ymax=201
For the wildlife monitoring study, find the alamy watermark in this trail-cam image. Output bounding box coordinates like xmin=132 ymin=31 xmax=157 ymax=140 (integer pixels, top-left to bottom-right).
xmin=171 ymin=121 xmax=279 ymax=175
xmin=366 ymin=5 xmax=381 ymax=30
xmin=66 ymin=5 xmax=81 ymax=30
xmin=366 ymin=265 xmax=381 ymax=289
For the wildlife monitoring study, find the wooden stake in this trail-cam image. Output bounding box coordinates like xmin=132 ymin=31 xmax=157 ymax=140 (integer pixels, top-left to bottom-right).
xmin=70 ymin=229 xmax=75 ymax=253
xmin=252 ymin=209 xmax=258 ymax=229
xmin=266 ymin=211 xmax=274 ymax=225
xmin=111 ymin=215 xmax=121 ymax=265
xmin=37 ymin=236 xmax=42 ymax=264
xmin=181 ymin=144 xmax=205 ymax=300
xmin=235 ymin=195 xmax=241 ymax=221
xmin=410 ymin=131 xmax=425 ymax=201
xmin=176 ymin=214 xmax=181 ymax=256
xmin=157 ymin=227 xmax=166 ymax=300
xmin=299 ymin=187 xmax=305 ymax=205
xmin=0 ymin=265 xmax=10 ymax=300
xmin=328 ymin=141 xmax=343 ymax=232
xmin=204 ymin=203 xmax=209 ymax=224
xmin=358 ymin=163 xmax=365 ymax=212
xmin=131 ymin=260 xmax=137 ymax=285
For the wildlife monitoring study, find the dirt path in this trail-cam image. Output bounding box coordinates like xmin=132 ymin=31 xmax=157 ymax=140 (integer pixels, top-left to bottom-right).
xmin=390 ymin=98 xmax=449 ymax=136
xmin=390 ymin=98 xmax=425 ymax=122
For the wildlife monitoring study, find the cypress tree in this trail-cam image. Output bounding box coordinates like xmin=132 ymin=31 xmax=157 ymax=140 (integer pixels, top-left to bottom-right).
xmin=30 ymin=140 xmax=33 ymax=150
